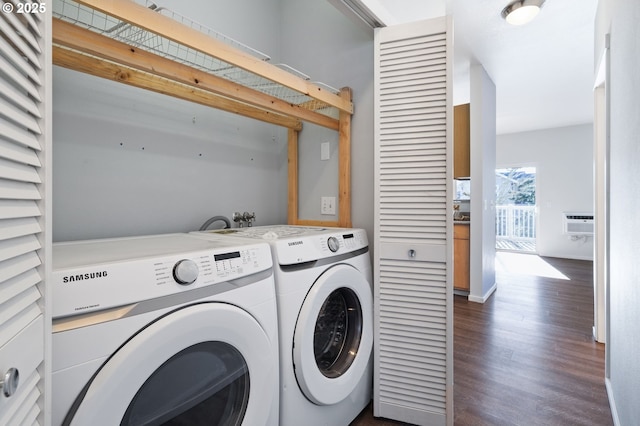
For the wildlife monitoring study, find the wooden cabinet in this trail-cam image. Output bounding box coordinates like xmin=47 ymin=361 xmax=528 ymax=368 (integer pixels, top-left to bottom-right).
xmin=454 ymin=103 xmax=470 ymax=178
xmin=454 ymin=224 xmax=470 ymax=291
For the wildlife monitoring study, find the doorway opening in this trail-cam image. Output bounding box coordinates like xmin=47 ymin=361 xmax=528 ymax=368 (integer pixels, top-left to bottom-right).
xmin=495 ymin=167 xmax=536 ymax=253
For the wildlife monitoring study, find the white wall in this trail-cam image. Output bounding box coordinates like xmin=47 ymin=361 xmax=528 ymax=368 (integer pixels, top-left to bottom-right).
xmin=596 ymin=0 xmax=640 ymax=424
xmin=496 ymin=124 xmax=594 ymax=260
xmin=469 ymin=64 xmax=496 ymax=302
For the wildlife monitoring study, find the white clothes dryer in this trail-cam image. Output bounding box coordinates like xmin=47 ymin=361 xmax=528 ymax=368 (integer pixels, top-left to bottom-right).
xmin=193 ymin=225 xmax=373 ymax=426
xmin=51 ymin=233 xmax=279 ymax=426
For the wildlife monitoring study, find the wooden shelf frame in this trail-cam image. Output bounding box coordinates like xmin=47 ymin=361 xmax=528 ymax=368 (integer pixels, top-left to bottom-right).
xmin=287 ymin=88 xmax=352 ymax=228
xmin=52 ymin=0 xmax=353 ymax=227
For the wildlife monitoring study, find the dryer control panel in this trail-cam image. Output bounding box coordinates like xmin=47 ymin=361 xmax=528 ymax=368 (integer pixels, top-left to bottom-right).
xmin=52 ymin=234 xmax=273 ymax=318
xmin=273 ymin=228 xmax=368 ymax=265
xmin=193 ymin=225 xmax=368 ymax=265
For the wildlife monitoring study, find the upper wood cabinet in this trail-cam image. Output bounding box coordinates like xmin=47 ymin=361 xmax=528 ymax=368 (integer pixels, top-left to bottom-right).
xmin=454 ymin=103 xmax=470 ymax=178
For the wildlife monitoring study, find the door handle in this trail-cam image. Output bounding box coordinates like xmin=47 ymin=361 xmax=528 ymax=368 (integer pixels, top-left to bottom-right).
xmin=0 ymin=368 xmax=19 ymax=398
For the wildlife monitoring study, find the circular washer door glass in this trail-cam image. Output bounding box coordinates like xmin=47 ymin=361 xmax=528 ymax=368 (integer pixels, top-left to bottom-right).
xmin=121 ymin=341 xmax=249 ymax=425
xmin=313 ymin=288 xmax=362 ymax=378
xmin=293 ymin=264 xmax=373 ymax=406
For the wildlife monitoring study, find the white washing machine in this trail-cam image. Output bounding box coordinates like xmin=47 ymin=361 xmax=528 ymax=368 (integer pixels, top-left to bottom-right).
xmin=192 ymin=225 xmax=373 ymax=426
xmin=51 ymin=233 xmax=279 ymax=426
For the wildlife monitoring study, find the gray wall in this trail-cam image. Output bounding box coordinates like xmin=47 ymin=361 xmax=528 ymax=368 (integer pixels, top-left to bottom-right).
xmin=596 ymin=0 xmax=640 ymax=424
xmin=52 ymin=0 xmax=374 ymax=241
xmin=53 ymin=84 xmax=288 ymax=240
xmin=280 ymin=0 xmax=375 ymax=238
xmin=496 ymin=124 xmax=594 ymax=260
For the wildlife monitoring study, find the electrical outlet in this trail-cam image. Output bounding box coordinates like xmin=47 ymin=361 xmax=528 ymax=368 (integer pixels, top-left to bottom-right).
xmin=321 ymin=196 xmax=336 ymax=215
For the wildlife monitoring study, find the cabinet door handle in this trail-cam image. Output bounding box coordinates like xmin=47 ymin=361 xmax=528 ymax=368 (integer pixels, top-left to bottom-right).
xmin=408 ymin=249 xmax=416 ymax=258
xmin=0 ymin=368 xmax=19 ymax=398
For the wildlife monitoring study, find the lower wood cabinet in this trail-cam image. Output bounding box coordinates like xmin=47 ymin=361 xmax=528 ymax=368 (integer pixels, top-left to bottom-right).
xmin=454 ymin=224 xmax=470 ymax=291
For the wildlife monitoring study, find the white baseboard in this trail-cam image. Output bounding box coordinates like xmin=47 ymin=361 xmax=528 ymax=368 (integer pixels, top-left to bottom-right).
xmin=537 ymin=253 xmax=594 ymax=261
xmin=468 ymin=282 xmax=497 ymax=303
xmin=605 ymin=378 xmax=620 ymax=426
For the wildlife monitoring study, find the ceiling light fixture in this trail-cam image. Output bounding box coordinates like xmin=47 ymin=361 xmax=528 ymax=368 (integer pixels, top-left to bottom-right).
xmin=502 ymin=0 xmax=545 ymax=26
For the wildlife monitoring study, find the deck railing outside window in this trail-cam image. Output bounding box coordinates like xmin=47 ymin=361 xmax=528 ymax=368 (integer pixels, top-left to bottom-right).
xmin=496 ymin=205 xmax=536 ymax=240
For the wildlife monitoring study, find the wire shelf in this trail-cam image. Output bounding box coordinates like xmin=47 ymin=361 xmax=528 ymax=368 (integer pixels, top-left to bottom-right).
xmin=52 ymin=0 xmax=340 ymax=120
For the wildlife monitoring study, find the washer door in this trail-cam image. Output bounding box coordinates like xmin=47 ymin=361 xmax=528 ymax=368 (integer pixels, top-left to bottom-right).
xmin=64 ymin=303 xmax=275 ymax=426
xmin=293 ymin=264 xmax=373 ymax=405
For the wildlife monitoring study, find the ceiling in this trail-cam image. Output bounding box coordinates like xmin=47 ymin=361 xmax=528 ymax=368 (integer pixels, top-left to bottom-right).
xmin=360 ymin=0 xmax=598 ymax=135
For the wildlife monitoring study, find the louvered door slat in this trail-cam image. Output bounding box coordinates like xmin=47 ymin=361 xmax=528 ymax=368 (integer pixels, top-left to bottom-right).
xmin=379 ymin=281 xmax=446 ymax=291
xmin=8 ymin=383 xmax=41 ymax=425
xmin=0 ymin=78 xmax=42 ymax=118
xmin=381 ymin=90 xmax=446 ymax=104
xmin=1 ymin=5 xmax=41 ymax=53
xmin=0 ymin=287 xmax=40 ymax=327
xmin=0 ymin=158 xmax=42 ymax=183
xmin=380 ymin=289 xmax=446 ymax=301
xmin=379 ymin=325 xmax=447 ymax=341
xmin=0 ymin=252 xmax=41 ymax=295
xmin=0 ymin=119 xmax=41 ymax=150
xmin=0 ymin=235 xmax=41 ymax=262
xmin=17 ymin=1 xmax=42 ymax=32
xmin=0 ymin=97 xmax=42 ymax=134
xmin=0 ymin=200 xmax=41 ymax=219
xmin=0 ymin=14 xmax=40 ymax=67
xmin=381 ymin=75 xmax=447 ymax=90
xmin=0 ymin=218 xmax=41 ymax=241
xmin=0 ymin=2 xmax=49 ymax=424
xmin=0 ymin=38 xmax=42 ymax=89
xmin=0 ymin=181 xmax=41 ymax=201
xmin=0 ymin=269 xmax=40 ymax=305
xmin=381 ymin=45 xmax=446 ymax=62
xmin=374 ymin=16 xmax=453 ymax=426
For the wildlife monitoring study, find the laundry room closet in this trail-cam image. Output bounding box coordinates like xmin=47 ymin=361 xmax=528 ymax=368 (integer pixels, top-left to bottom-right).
xmin=0 ymin=1 xmax=378 ymax=423
xmin=51 ymin=0 xmax=375 ymax=243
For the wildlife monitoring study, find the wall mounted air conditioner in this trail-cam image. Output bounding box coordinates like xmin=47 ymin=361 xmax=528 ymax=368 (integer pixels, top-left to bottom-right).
xmin=562 ymin=212 xmax=594 ymax=236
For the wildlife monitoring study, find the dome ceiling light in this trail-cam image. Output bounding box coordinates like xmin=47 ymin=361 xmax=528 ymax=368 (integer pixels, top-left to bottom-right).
xmin=502 ymin=0 xmax=546 ymax=25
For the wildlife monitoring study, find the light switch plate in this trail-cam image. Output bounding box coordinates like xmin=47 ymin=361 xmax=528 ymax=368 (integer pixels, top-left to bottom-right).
xmin=321 ymin=142 xmax=330 ymax=161
xmin=321 ymin=196 xmax=336 ymax=215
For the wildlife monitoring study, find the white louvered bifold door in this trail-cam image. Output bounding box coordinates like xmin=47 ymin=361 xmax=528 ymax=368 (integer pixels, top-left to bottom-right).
xmin=373 ymin=16 xmax=453 ymax=426
xmin=0 ymin=2 xmax=51 ymax=425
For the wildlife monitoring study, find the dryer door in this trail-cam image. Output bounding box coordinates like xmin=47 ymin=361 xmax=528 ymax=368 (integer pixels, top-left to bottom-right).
xmin=293 ymin=264 xmax=373 ymax=405
xmin=63 ymin=303 xmax=275 ymax=426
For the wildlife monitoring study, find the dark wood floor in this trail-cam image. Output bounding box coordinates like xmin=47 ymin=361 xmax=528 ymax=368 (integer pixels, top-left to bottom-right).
xmin=351 ymin=253 xmax=612 ymax=426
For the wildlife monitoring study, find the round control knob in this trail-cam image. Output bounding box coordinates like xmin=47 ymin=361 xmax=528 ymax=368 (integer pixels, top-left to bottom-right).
xmin=173 ymin=259 xmax=199 ymax=285
xmin=327 ymin=236 xmax=340 ymax=253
